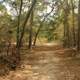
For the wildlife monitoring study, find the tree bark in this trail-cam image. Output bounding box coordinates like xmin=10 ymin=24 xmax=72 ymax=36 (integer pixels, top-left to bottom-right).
xmin=16 ymin=0 xmax=23 ymax=48
xmin=77 ymin=0 xmax=80 ymax=51
xmin=18 ymin=0 xmax=36 ymax=48
xmin=63 ymin=0 xmax=70 ymax=48
xmin=71 ymin=0 xmax=76 ymax=47
xmin=28 ymin=9 xmax=34 ymax=49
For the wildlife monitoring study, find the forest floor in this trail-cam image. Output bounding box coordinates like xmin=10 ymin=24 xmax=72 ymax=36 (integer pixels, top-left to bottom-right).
xmin=0 ymin=43 xmax=80 ymax=80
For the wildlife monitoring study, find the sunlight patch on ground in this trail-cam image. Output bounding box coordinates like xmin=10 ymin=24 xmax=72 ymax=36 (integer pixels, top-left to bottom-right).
xmin=44 ymin=43 xmax=59 ymax=46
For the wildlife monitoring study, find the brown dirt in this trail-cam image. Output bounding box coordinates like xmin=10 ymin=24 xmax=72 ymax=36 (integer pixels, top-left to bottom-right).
xmin=0 ymin=44 xmax=80 ymax=80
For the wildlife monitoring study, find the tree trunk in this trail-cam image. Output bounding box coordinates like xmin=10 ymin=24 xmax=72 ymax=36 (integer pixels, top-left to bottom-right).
xmin=63 ymin=0 xmax=70 ymax=48
xmin=18 ymin=0 xmax=36 ymax=48
xmin=15 ymin=0 xmax=36 ymax=60
xmin=28 ymin=9 xmax=34 ymax=49
xmin=16 ymin=0 xmax=23 ymax=48
xmin=77 ymin=0 xmax=80 ymax=51
xmin=71 ymin=0 xmax=76 ymax=47
xmin=33 ymin=7 xmax=54 ymax=46
xmin=33 ymin=22 xmax=42 ymax=46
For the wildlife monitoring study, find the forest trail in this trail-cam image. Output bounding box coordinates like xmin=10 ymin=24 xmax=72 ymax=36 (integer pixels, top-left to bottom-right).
xmin=0 ymin=44 xmax=80 ymax=80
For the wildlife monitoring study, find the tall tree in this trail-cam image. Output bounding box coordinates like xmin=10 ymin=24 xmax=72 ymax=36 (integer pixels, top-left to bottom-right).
xmin=33 ymin=8 xmax=54 ymax=46
xmin=71 ymin=0 xmax=76 ymax=47
xmin=28 ymin=9 xmax=34 ymax=49
xmin=77 ymin=0 xmax=80 ymax=51
xmin=63 ymin=0 xmax=70 ymax=48
xmin=16 ymin=0 xmax=23 ymax=48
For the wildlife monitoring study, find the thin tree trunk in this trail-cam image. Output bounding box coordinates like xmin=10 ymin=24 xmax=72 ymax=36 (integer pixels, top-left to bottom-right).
xmin=28 ymin=9 xmax=34 ymax=49
xmin=33 ymin=7 xmax=54 ymax=46
xmin=33 ymin=23 xmax=42 ymax=46
xmin=71 ymin=0 xmax=76 ymax=47
xmin=18 ymin=0 xmax=36 ymax=49
xmin=77 ymin=0 xmax=80 ymax=51
xmin=16 ymin=0 xmax=23 ymax=48
xmin=7 ymin=41 xmax=11 ymax=56
xmin=15 ymin=0 xmax=23 ymax=61
xmin=63 ymin=0 xmax=70 ymax=48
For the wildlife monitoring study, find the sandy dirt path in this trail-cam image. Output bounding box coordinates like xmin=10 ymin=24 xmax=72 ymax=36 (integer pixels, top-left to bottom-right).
xmin=0 ymin=44 xmax=80 ymax=80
